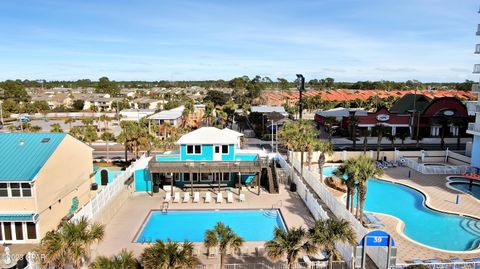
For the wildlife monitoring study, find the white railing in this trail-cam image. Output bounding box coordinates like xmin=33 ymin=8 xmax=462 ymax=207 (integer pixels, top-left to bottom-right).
xmin=392 ymin=261 xmax=480 ymax=269
xmin=468 ymin=122 xmax=480 ymax=134
xmin=402 ymin=157 xmax=470 ymax=174
xmin=72 ymin=155 xmax=151 ymax=223
xmin=195 ymin=261 xmax=348 ymax=269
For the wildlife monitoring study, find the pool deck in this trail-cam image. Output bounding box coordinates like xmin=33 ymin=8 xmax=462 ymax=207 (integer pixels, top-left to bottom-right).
xmin=94 ymin=184 xmax=315 ymax=265
xmin=323 ymin=164 xmax=480 ymax=263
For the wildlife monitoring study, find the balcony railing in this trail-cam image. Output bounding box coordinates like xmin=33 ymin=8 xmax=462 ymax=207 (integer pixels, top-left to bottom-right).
xmin=472 ymin=84 xmax=480 ymax=93
xmin=477 ymin=24 xmax=480 ymax=35
xmin=468 ymin=122 xmax=480 ymax=134
xmin=476 ymin=44 xmax=480 ymax=54
xmin=474 ymin=64 xmax=480 ymax=74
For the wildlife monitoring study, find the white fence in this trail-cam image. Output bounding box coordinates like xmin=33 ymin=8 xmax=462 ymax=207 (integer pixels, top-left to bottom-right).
xmin=11 ymin=112 xmax=117 ymax=119
xmin=72 ymin=156 xmax=151 ymax=224
xmin=397 ymin=149 xmax=471 ymax=175
xmin=286 ymin=154 xmax=389 ymax=269
xmin=194 ymin=261 xmax=348 ymax=269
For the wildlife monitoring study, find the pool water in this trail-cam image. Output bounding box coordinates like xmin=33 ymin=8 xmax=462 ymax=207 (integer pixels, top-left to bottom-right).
xmin=450 ymin=182 xmax=480 ymax=200
xmin=136 ymin=210 xmax=286 ymax=243
xmin=323 ymin=166 xmax=480 ymax=251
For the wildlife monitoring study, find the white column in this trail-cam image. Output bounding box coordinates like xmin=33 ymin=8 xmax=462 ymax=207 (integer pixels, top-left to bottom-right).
xmin=391 ymin=126 xmax=397 ymax=136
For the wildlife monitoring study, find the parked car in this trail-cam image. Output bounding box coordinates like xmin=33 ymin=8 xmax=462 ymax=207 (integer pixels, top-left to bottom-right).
xmin=18 ymin=115 xmax=30 ymax=123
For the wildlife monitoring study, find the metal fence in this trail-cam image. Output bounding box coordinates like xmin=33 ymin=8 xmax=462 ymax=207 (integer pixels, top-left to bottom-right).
xmin=401 ymin=156 xmax=470 ymax=175
xmin=71 ymin=155 xmax=151 ymax=223
xmin=194 ymin=261 xmax=348 ymax=269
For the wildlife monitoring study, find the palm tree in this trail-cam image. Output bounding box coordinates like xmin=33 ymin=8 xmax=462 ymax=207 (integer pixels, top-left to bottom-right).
xmin=83 ymin=126 xmax=98 ymax=145
xmin=265 ymin=227 xmax=316 ymax=269
xmin=50 ymin=123 xmax=63 ymax=133
xmin=386 ymin=132 xmax=395 ymax=148
xmin=334 ymin=159 xmax=358 ymax=212
xmin=89 ymin=249 xmax=138 ymax=269
xmin=308 ymin=219 xmax=357 ymax=269
xmin=82 ymin=117 xmax=94 ymax=126
xmin=359 ymin=128 xmax=370 ymax=153
xmin=348 ymin=116 xmax=360 ymax=148
xmin=355 ymin=155 xmax=383 ymax=220
xmin=455 ymin=122 xmax=466 ymax=150
xmin=100 ymin=114 xmax=112 ymax=131
xmin=372 ymin=124 xmax=388 ymax=160
xmin=29 ymin=125 xmax=42 ymax=132
xmin=437 ymin=116 xmax=451 ymax=150
xmin=64 ymin=117 xmax=76 ymax=130
xmin=101 ymin=132 xmax=115 ymax=161
xmin=69 ymin=126 xmax=83 ymax=140
xmin=324 ymin=117 xmax=338 ymax=143
xmin=204 ymin=222 xmax=244 ymax=269
xmin=141 ymin=240 xmax=195 ymax=269
xmin=40 ymin=217 xmax=105 ymax=268
xmin=278 ymin=120 xmax=318 ymax=181
xmin=204 ymin=101 xmax=214 ymax=126
xmin=395 ymin=132 xmax=408 ymax=146
xmin=316 ymin=141 xmax=333 ymax=184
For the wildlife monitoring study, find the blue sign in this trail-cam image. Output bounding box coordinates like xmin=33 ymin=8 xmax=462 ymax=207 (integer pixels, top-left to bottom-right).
xmin=358 ymin=230 xmax=395 ymax=247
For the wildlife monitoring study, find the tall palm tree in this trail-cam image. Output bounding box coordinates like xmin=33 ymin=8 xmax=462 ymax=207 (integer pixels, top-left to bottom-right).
xmin=372 ymin=124 xmax=388 ymax=160
xmin=89 ymin=249 xmax=139 ymax=269
xmin=50 ymin=123 xmax=63 ymax=133
xmin=204 ymin=222 xmax=244 ymax=269
xmin=40 ymin=217 xmax=105 ymax=268
xmin=141 ymin=240 xmax=195 ymax=269
xmin=348 ymin=116 xmax=360 ymax=148
xmin=278 ymin=120 xmax=318 ymax=181
xmin=437 ymin=116 xmax=451 ymax=150
xmin=455 ymin=122 xmax=465 ymax=150
xmin=355 ymin=155 xmax=383 ymax=220
xmin=69 ymin=126 xmax=83 ymax=140
xmin=265 ymin=227 xmax=316 ymax=269
xmin=81 ymin=117 xmax=94 ymax=126
xmin=308 ymin=219 xmax=357 ymax=269
xmin=101 ymin=132 xmax=115 ymax=161
xmin=334 ymin=159 xmax=358 ymax=212
xmin=316 ymin=141 xmax=333 ymax=184
xmin=204 ymin=101 xmax=215 ymax=127
xmin=395 ymin=132 xmax=408 ymax=146
xmin=386 ymin=132 xmax=395 ymax=148
xmin=64 ymin=117 xmax=76 ymax=131
xmin=359 ymin=129 xmax=370 ymax=153
xmin=324 ymin=117 xmax=338 ymax=143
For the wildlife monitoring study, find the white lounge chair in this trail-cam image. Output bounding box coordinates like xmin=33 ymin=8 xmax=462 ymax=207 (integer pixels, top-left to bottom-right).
xmin=205 ymin=192 xmax=212 ymax=203
xmin=183 ymin=192 xmax=190 ymax=202
xmin=239 ymin=193 xmax=246 ymax=202
xmin=173 ymin=192 xmax=180 ymax=203
xmin=216 ymin=192 xmax=223 ymax=203
xmin=193 ymin=192 xmax=200 ymax=203
xmin=164 ymin=192 xmax=172 ymax=202
xmin=227 ymin=192 xmax=233 ymax=203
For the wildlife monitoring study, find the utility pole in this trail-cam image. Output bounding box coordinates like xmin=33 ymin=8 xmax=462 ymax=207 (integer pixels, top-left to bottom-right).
xmin=296 ymin=74 xmax=305 ymax=120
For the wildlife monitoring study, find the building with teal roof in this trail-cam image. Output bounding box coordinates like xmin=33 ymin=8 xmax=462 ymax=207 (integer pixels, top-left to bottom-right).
xmin=0 ymin=132 xmax=94 ymax=244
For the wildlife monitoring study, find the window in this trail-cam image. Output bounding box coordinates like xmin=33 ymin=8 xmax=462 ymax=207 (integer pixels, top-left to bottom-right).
xmin=21 ymin=183 xmax=32 ymax=197
xmin=186 ymin=145 xmax=201 ymax=154
xmin=10 ymin=183 xmax=20 ymax=197
xmin=15 ymin=222 xmax=23 ymax=240
xmin=200 ymin=173 xmax=210 ymax=182
xmin=0 ymin=184 xmax=8 ymax=197
xmin=3 ymin=223 xmax=12 ymax=240
xmin=222 ymin=173 xmax=230 ymax=181
xmin=215 ymin=146 xmax=220 ymax=154
xmin=26 ymin=223 xmax=36 ymax=239
xmin=222 ymin=145 xmax=229 ymax=154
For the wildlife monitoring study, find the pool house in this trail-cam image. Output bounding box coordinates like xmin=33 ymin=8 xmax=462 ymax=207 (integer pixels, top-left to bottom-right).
xmin=144 ymin=127 xmax=277 ymax=195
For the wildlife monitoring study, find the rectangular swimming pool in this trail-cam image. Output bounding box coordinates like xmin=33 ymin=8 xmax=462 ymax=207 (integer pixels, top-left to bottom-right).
xmin=135 ymin=209 xmax=286 ymax=243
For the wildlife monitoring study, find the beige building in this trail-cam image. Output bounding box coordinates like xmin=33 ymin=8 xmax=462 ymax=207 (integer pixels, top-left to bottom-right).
xmin=0 ymin=133 xmax=93 ymax=243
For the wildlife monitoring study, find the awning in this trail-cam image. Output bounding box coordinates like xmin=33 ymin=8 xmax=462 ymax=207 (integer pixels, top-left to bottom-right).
xmin=0 ymin=213 xmax=38 ymax=222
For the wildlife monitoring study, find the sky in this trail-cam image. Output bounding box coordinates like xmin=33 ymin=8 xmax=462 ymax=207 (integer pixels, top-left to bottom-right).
xmin=0 ymin=0 xmax=479 ymax=82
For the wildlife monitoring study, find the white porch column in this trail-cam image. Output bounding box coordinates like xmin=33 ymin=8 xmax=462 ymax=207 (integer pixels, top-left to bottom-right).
xmin=391 ymin=126 xmax=397 ymax=136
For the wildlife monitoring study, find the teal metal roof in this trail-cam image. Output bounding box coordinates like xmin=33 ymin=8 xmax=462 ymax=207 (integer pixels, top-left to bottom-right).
xmin=0 ymin=133 xmax=66 ymax=181
xmin=0 ymin=213 xmax=36 ymax=222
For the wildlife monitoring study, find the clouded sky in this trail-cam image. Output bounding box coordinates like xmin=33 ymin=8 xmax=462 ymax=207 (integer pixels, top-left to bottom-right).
xmin=0 ymin=0 xmax=479 ymax=82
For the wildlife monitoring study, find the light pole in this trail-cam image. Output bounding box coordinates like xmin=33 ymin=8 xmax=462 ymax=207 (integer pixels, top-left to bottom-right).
xmin=296 ymin=74 xmax=305 ymax=120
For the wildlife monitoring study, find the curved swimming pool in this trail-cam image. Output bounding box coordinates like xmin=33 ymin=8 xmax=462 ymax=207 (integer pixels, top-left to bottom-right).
xmin=322 ymin=166 xmax=480 ymax=251
xmin=448 ymin=176 xmax=480 ymax=200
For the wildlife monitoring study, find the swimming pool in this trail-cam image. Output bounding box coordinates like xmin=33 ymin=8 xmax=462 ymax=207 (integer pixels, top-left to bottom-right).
xmin=447 ymin=176 xmax=480 ymax=200
xmin=323 ymin=166 xmax=480 ymax=251
xmin=136 ymin=209 xmax=286 ymax=243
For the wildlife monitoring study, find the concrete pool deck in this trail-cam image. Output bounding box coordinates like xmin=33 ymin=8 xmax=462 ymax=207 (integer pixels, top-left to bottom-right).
xmin=322 ymin=164 xmax=480 ymax=262
xmin=94 ymin=184 xmax=315 ymax=265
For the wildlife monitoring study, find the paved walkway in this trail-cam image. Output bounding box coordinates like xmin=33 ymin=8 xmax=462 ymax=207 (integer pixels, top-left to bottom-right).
xmin=94 ymin=185 xmax=314 ymax=265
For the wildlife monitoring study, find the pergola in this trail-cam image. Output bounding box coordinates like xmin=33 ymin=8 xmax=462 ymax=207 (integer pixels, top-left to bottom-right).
xmin=148 ymin=158 xmax=265 ymax=195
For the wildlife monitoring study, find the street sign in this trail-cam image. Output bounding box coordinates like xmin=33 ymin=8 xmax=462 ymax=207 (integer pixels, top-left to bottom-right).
xmin=358 ymin=230 xmax=395 ymax=247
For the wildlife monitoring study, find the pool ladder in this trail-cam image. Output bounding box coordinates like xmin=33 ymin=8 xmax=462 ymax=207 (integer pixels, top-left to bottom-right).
xmin=162 ymin=202 xmax=169 ymax=213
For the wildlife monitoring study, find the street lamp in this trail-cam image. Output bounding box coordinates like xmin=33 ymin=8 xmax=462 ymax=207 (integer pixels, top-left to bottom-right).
xmin=296 ymin=74 xmax=305 ymax=120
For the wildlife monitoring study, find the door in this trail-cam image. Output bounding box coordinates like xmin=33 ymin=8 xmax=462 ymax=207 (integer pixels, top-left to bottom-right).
xmin=100 ymin=170 xmax=109 ymax=185
xmin=214 ymin=145 xmax=222 ymax=161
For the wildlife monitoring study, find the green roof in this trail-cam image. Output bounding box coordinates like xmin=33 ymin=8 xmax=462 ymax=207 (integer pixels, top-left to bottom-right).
xmin=0 ymin=133 xmax=66 ymax=181
xmin=390 ymin=94 xmax=432 ymax=114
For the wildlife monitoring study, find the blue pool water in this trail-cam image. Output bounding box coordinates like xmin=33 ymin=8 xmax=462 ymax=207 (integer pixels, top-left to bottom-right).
xmin=136 ymin=210 xmax=285 ymax=243
xmin=448 ymin=177 xmax=480 ymax=200
xmin=323 ymin=166 xmax=480 ymax=251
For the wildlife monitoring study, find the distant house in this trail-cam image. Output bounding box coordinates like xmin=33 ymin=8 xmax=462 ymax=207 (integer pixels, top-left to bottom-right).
xmin=130 ymin=97 xmax=165 ymax=110
xmin=251 ymin=105 xmax=289 ymax=117
xmin=31 ymin=93 xmax=72 ymax=109
xmin=74 ymin=93 xmax=122 ymax=111
xmin=148 ymin=106 xmax=185 ymax=127
xmin=119 ymin=109 xmax=156 ymax=121
xmin=0 ymin=133 xmax=93 ymax=243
